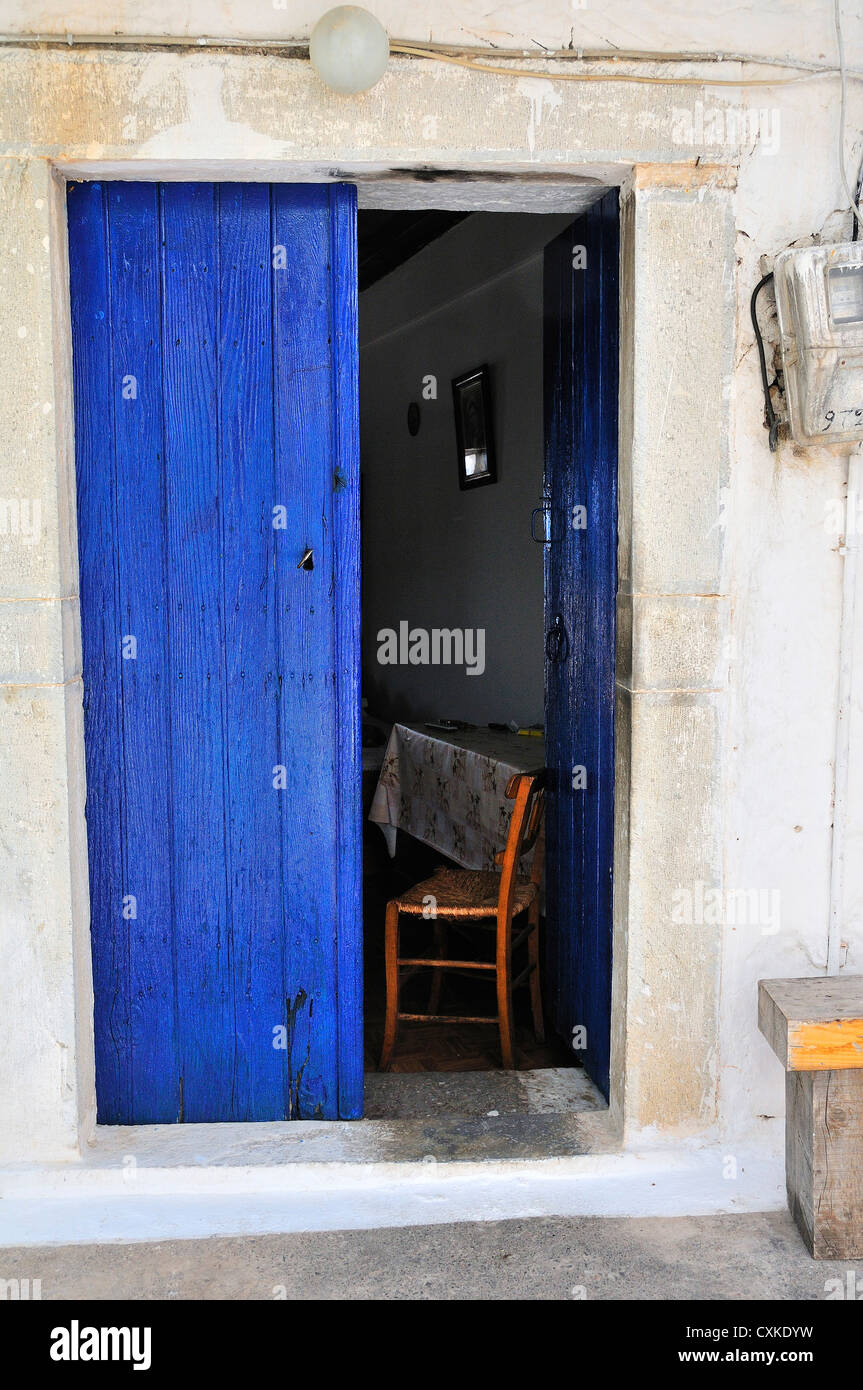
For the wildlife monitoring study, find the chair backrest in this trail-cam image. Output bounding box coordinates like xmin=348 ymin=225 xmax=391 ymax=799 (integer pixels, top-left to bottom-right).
xmin=495 ymin=770 xmax=546 ymax=923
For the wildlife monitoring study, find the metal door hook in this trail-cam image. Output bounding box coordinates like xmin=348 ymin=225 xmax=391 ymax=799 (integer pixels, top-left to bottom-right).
xmin=545 ymin=613 xmax=569 ymax=663
xmin=531 ymin=503 xmax=551 ymax=544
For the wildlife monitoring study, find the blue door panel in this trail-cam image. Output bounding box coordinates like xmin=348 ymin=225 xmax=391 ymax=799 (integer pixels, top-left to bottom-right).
xmin=68 ymin=181 xmax=362 ymax=1124
xmin=272 ymin=187 xmax=340 ymax=1117
xmin=109 ymin=182 xmax=180 ymax=1121
xmin=543 ymin=191 xmax=618 ymax=1098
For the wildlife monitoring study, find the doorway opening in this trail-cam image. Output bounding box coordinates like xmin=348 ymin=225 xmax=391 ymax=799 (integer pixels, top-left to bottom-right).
xmin=357 ymin=201 xmax=618 ymax=1122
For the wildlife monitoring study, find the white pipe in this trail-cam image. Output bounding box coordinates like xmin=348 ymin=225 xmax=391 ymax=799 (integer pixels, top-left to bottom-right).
xmin=827 ymin=444 xmax=863 ymax=973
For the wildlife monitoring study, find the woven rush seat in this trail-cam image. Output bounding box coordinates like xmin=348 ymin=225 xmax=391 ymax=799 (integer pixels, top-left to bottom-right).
xmin=395 ymin=866 xmax=538 ymax=918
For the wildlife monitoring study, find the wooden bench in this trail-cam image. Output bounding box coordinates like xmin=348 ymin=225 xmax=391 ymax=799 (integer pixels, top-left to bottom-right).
xmin=759 ymin=976 xmax=863 ymax=1259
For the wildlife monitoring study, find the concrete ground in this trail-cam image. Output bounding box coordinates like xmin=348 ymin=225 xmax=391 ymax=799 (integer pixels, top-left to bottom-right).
xmin=1 ymin=1210 xmax=859 ymax=1300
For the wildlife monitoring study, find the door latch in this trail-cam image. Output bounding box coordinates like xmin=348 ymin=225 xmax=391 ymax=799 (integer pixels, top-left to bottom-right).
xmin=297 ymin=547 xmax=314 ymax=571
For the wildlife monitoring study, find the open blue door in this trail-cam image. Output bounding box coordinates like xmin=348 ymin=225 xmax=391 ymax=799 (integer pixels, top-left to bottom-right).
xmin=543 ymin=190 xmax=618 ymax=1098
xmin=68 ymin=181 xmax=361 ymax=1123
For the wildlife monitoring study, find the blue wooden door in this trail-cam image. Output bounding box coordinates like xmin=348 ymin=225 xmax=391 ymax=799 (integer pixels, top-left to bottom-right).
xmin=543 ymin=191 xmax=618 ymax=1098
xmin=68 ymin=182 xmax=361 ymax=1123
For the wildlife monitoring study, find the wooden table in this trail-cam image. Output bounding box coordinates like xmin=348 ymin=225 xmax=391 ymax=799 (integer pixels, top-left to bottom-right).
xmin=368 ymin=722 xmax=546 ymax=871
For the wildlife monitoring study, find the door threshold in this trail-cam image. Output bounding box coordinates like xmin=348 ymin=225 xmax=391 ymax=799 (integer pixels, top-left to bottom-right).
xmin=73 ymin=1091 xmax=616 ymax=1168
xmin=97 ymin=1066 xmax=610 ymax=1164
xmin=364 ymin=1065 xmax=604 ymax=1121
xmin=40 ymin=1069 xmax=613 ymax=1172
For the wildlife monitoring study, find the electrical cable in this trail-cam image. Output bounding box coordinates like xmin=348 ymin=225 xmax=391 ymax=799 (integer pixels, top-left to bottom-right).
xmin=751 ymin=274 xmax=781 ymax=451
xmin=2 ymin=32 xmax=863 ymax=87
xmin=390 ymin=44 xmax=831 ymax=87
xmin=853 ymin=154 xmax=863 ymax=239
xmin=835 ymin=0 xmax=863 ymax=233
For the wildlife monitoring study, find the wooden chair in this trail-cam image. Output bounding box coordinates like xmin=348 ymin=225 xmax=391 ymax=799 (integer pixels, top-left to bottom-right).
xmin=380 ymin=770 xmax=546 ymax=1071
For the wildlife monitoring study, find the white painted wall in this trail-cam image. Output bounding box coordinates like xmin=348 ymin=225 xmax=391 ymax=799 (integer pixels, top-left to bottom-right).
xmin=1 ymin=4 xmax=862 ymax=1169
xmin=722 ymin=71 xmax=863 ymax=1147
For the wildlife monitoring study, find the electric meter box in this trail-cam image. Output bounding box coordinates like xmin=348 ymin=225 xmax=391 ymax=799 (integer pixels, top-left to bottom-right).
xmin=774 ymin=242 xmax=863 ymax=446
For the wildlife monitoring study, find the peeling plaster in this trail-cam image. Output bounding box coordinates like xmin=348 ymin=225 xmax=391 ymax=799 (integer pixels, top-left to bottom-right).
xmin=138 ymin=61 xmax=287 ymax=159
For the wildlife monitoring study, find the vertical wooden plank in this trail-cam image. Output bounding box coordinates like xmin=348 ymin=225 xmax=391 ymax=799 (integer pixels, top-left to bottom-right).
xmin=573 ymin=196 xmax=601 ymax=1086
xmin=68 ymin=181 xmax=130 ymax=1124
xmin=106 ymin=182 xmax=180 ymax=1121
xmin=564 ymin=202 xmax=586 ymax=1050
xmin=592 ymin=190 xmax=620 ymax=1097
xmin=542 ymin=231 xmax=564 ymax=1032
xmin=787 ymin=1068 xmax=863 ymax=1258
xmin=330 ymin=184 xmax=363 ymax=1119
xmin=272 ymin=184 xmax=340 ymax=1118
xmin=216 ymin=183 xmax=285 ymax=1120
xmin=543 ymin=193 xmax=618 ymax=1098
xmin=160 ymin=183 xmax=232 ymax=1122
xmin=551 ymin=217 xmax=580 ymax=1046
xmin=785 ymin=1070 xmax=815 ymax=1252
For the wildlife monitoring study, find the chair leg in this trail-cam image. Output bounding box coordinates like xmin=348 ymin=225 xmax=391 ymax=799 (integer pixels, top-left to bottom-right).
xmin=428 ymin=920 xmax=447 ymax=1013
xmin=496 ymin=926 xmax=515 ymax=1070
xmin=380 ymin=900 xmax=400 ymax=1071
xmin=527 ymin=899 xmax=545 ymax=1043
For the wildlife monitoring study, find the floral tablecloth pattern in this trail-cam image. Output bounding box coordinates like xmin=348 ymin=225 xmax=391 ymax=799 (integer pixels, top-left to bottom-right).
xmin=369 ymin=723 xmax=546 ymax=870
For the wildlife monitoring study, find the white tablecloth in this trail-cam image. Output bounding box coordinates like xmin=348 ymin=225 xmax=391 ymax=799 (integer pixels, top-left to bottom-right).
xmin=368 ymin=722 xmax=546 ymax=870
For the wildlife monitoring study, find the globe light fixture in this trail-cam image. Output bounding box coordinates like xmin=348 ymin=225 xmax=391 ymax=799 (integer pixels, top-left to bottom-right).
xmin=309 ymin=6 xmax=390 ymax=94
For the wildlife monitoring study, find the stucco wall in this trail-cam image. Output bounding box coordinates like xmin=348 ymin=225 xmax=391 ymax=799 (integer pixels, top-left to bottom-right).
xmin=0 ymin=4 xmax=861 ymax=1167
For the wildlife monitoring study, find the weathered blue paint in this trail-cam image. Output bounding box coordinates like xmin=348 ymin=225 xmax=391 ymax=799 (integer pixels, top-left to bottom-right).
xmin=68 ymin=181 xmax=362 ymax=1123
xmin=543 ymin=191 xmax=619 ymax=1098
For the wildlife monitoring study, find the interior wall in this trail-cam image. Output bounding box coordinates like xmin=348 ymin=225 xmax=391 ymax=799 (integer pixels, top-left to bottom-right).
xmin=360 ymin=212 xmax=571 ymax=727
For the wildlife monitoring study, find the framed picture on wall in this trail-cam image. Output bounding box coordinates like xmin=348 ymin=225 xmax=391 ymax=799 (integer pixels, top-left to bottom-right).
xmin=452 ymin=365 xmax=497 ymax=490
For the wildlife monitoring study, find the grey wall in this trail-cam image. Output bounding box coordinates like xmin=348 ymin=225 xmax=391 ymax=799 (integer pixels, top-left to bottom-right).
xmin=360 ymin=212 xmax=572 ymax=726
